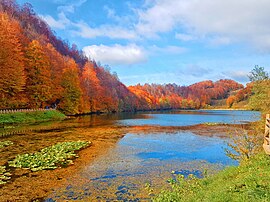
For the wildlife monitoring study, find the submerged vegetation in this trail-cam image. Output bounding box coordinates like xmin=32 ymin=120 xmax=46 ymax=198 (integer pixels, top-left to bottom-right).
xmin=0 ymin=166 xmax=11 ymax=185
xmin=9 ymin=141 xmax=90 ymax=171
xmin=0 ymin=110 xmax=65 ymax=125
xmin=0 ymin=140 xmax=13 ymax=149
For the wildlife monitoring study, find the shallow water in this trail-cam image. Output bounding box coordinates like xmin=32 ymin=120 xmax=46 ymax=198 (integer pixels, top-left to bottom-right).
xmin=47 ymin=132 xmax=236 ymax=201
xmin=43 ymin=110 xmax=259 ymax=201
xmin=0 ymin=110 xmax=260 ymax=201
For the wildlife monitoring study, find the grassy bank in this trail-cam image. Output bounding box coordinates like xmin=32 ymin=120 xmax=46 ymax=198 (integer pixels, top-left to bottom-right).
xmin=0 ymin=110 xmax=66 ymax=125
xmin=154 ymin=153 xmax=270 ymax=201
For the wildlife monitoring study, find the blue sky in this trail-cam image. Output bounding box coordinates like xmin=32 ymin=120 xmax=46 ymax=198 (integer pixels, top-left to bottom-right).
xmin=17 ymin=0 xmax=270 ymax=86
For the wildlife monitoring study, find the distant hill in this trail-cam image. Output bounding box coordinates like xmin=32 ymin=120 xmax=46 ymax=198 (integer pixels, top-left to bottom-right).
xmin=129 ymin=80 xmax=244 ymax=110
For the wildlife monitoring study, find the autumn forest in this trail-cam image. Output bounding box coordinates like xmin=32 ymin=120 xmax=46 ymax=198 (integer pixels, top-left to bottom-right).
xmin=0 ymin=1 xmax=251 ymax=115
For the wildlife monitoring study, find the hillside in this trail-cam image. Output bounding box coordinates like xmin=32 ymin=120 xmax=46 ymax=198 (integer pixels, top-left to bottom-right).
xmin=129 ymin=80 xmax=243 ymax=110
xmin=0 ymin=1 xmax=245 ymax=114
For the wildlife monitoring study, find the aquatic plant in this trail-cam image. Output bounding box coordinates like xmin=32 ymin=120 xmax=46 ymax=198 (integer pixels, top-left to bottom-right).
xmin=9 ymin=141 xmax=90 ymax=171
xmin=0 ymin=140 xmax=13 ymax=149
xmin=0 ymin=166 xmax=11 ymax=185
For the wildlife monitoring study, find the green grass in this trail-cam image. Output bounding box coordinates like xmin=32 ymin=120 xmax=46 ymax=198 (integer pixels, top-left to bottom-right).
xmin=9 ymin=141 xmax=90 ymax=172
xmin=0 ymin=110 xmax=66 ymax=125
xmin=154 ymin=153 xmax=270 ymax=202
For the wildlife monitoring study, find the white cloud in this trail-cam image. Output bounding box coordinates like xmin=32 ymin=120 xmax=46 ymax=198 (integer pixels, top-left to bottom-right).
xmin=174 ymin=64 xmax=212 ymax=79
xmin=73 ymin=22 xmax=138 ymax=40
xmin=135 ymin=0 xmax=270 ymax=50
xmin=41 ymin=0 xmax=270 ymax=52
xmin=184 ymin=64 xmax=211 ymax=77
xmin=209 ymin=36 xmax=231 ymax=46
xmin=57 ymin=0 xmax=87 ymax=13
xmin=83 ymin=44 xmax=147 ymax=65
xmin=103 ymin=5 xmax=131 ymax=24
xmin=222 ymin=70 xmax=249 ymax=82
xmin=150 ymin=45 xmax=186 ymax=54
xmin=41 ymin=13 xmax=138 ymax=40
xmin=40 ymin=12 xmax=70 ymax=29
xmin=175 ymin=33 xmax=195 ymax=42
xmin=40 ymin=0 xmax=86 ymax=30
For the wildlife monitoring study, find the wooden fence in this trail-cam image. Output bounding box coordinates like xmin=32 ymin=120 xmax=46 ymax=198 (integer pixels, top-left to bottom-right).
xmin=0 ymin=108 xmax=55 ymax=114
xmin=263 ymin=114 xmax=270 ymax=154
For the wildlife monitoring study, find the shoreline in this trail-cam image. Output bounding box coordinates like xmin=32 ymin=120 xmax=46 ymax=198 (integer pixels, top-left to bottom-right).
xmin=0 ymin=108 xmax=256 ymax=126
xmin=200 ymin=108 xmax=250 ymax=111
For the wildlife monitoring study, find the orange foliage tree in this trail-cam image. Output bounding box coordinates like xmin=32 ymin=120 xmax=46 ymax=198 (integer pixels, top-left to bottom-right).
xmin=58 ymin=57 xmax=82 ymax=114
xmin=226 ymin=95 xmax=236 ymax=108
xmin=0 ymin=13 xmax=26 ymax=108
xmin=25 ymin=40 xmax=52 ymax=108
xmin=81 ymin=62 xmax=102 ymax=113
xmin=44 ymin=43 xmax=65 ymax=103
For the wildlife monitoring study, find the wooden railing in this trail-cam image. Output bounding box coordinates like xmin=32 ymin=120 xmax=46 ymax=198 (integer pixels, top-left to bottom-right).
xmin=263 ymin=114 xmax=270 ymax=154
xmin=0 ymin=108 xmax=55 ymax=114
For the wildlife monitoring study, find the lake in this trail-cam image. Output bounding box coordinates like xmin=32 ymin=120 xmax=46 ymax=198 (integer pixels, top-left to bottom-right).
xmin=45 ymin=110 xmax=259 ymax=201
xmin=0 ymin=110 xmax=260 ymax=201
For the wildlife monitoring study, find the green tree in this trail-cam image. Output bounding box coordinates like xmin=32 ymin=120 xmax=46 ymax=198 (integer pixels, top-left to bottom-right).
xmin=248 ymin=66 xmax=270 ymax=114
xmin=248 ymin=80 xmax=270 ymax=113
xmin=25 ymin=40 xmax=52 ymax=108
xmin=248 ymin=65 xmax=269 ymax=82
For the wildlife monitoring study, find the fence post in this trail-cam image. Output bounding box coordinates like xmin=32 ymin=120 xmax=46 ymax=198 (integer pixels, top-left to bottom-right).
xmin=263 ymin=114 xmax=270 ymax=154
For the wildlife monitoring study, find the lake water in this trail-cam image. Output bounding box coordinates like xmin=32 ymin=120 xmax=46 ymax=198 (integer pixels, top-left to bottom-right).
xmin=117 ymin=110 xmax=260 ymax=126
xmin=0 ymin=110 xmax=260 ymax=201
xmin=42 ymin=110 xmax=260 ymax=201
